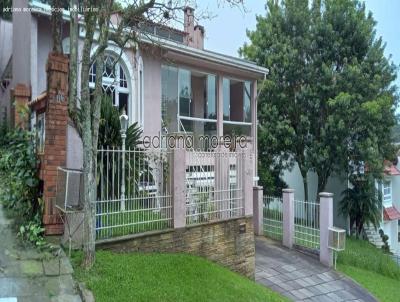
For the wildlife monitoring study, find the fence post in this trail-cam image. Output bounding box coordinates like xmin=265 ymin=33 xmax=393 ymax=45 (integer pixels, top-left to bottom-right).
xmin=282 ymin=188 xmax=294 ymax=249
xmin=253 ymin=186 xmax=263 ymax=235
xmin=215 ymin=146 xmax=230 ymax=219
xmin=171 ymin=147 xmax=186 ymax=228
xmin=243 ymin=148 xmax=254 ymax=216
xmin=319 ymin=192 xmax=333 ymax=267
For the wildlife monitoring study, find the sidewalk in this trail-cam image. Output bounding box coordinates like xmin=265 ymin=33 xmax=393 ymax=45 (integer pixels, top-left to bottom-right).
xmin=0 ymin=205 xmax=81 ymax=302
xmin=256 ymin=236 xmax=377 ymax=302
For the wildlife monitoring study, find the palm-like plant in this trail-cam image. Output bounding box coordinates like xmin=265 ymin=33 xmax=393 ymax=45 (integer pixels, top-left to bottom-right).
xmin=97 ymin=95 xmax=145 ymax=201
xmin=340 ymin=176 xmax=382 ymax=238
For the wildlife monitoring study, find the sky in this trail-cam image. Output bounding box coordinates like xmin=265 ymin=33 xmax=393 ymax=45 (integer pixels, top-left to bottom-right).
xmin=195 ymin=0 xmax=400 ymax=110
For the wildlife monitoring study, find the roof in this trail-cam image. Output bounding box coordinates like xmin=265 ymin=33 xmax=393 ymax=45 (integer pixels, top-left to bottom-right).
xmin=141 ymin=36 xmax=268 ymax=77
xmin=28 ymin=91 xmax=47 ymax=106
xmin=383 ymin=206 xmax=400 ymax=221
xmin=28 ymin=1 xmax=268 ymax=78
xmin=383 ymin=160 xmax=400 ymax=176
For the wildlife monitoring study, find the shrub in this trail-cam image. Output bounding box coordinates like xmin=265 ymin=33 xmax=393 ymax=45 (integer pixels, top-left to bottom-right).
xmin=0 ymin=127 xmax=44 ymax=246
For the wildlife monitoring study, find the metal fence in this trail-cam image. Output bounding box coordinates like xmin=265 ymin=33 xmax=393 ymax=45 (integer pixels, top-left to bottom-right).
xmin=263 ymin=195 xmax=283 ymax=240
xmin=95 ymin=148 xmax=172 ymax=240
xmin=294 ymin=199 xmax=320 ymax=251
xmin=185 ymin=151 xmax=244 ymax=225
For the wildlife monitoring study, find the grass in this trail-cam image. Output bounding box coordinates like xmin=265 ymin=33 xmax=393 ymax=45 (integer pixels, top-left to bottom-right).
xmin=337 ymin=265 xmax=400 ymax=302
xmin=72 ymin=251 xmax=288 ymax=302
xmin=96 ymin=201 xmax=171 ymax=240
xmin=337 ymin=237 xmax=400 ymax=302
xmin=337 ymin=237 xmax=400 ymax=279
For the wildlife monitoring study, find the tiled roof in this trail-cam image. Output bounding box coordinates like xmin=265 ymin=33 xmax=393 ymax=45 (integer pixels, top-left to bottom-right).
xmin=28 ymin=91 xmax=47 ymax=106
xmin=383 ymin=206 xmax=400 ymax=221
xmin=383 ymin=160 xmax=400 ymax=176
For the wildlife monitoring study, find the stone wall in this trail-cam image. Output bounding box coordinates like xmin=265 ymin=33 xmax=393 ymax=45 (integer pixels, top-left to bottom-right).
xmin=97 ymin=216 xmax=255 ymax=278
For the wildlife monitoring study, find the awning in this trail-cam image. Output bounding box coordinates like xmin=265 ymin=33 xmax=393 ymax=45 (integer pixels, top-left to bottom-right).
xmin=383 ymin=206 xmax=400 ymax=221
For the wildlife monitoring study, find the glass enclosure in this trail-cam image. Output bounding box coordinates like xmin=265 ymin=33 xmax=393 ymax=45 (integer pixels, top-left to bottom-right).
xmin=161 ymin=65 xmax=253 ymax=149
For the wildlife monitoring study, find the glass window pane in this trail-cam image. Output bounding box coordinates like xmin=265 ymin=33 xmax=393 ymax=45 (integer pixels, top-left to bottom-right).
xmin=119 ymin=93 xmax=128 ymax=113
xmin=244 ymin=81 xmax=252 ymax=122
xmin=223 ymin=123 xmax=251 ymax=137
xmin=161 ymin=65 xmax=178 ymax=133
xmin=223 ymin=78 xmax=230 ymax=120
xmin=229 ymin=80 xmax=244 ymax=122
xmin=206 ymin=75 xmax=216 ymax=119
xmin=179 ymin=69 xmax=191 ymax=117
xmin=179 ymin=119 xmax=217 ymax=150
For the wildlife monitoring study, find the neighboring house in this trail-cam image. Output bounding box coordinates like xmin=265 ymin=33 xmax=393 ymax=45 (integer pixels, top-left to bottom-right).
xmin=283 ymin=157 xmax=400 ymax=255
xmin=0 ymin=1 xmax=267 ymax=234
xmin=367 ymin=159 xmax=400 ymax=255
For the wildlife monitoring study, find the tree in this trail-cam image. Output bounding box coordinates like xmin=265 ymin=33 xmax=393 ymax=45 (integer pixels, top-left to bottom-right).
xmin=240 ymin=0 xmax=398 ymax=201
xmin=49 ymin=0 xmax=243 ymax=269
xmin=339 ymin=176 xmax=381 ymax=238
xmin=0 ymin=0 xmax=12 ymax=20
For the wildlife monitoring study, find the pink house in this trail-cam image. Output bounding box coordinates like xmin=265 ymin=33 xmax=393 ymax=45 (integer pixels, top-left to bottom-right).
xmin=0 ymin=1 xmax=268 ymax=235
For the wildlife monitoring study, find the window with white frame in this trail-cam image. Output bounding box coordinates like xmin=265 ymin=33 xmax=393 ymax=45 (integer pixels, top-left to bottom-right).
xmin=382 ymin=180 xmax=392 ymax=206
xmin=89 ymin=54 xmax=130 ymax=114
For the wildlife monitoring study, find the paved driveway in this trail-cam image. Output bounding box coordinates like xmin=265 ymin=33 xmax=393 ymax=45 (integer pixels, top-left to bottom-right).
xmin=0 ymin=206 xmax=81 ymax=302
xmin=255 ymin=237 xmax=377 ymax=302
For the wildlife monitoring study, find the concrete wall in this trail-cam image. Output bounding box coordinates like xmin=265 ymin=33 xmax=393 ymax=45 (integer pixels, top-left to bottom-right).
xmin=36 ymin=17 xmax=52 ymax=96
xmin=66 ymin=123 xmax=83 ymax=170
xmin=382 ymin=220 xmax=399 ymax=252
xmin=142 ymin=50 xmax=162 ymax=138
xmin=282 ymin=162 xmax=348 ymax=229
xmin=0 ymin=19 xmax=12 ymax=74
xmin=97 ymin=216 xmax=255 ymax=278
xmin=12 ymin=0 xmax=32 ymax=89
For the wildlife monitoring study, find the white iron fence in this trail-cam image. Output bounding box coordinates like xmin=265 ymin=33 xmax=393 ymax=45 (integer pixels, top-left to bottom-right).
xmin=95 ymin=148 xmax=173 ymax=240
xmin=185 ymin=151 xmax=244 ymax=225
xmin=294 ymin=199 xmax=320 ymax=252
xmin=263 ymin=195 xmax=283 ymax=240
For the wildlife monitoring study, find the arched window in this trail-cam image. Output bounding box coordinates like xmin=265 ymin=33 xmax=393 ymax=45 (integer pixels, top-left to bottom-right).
xmin=89 ymin=53 xmax=130 ymax=114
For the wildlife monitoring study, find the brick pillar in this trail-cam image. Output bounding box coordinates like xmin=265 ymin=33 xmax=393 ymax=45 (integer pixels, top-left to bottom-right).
xmin=319 ymin=192 xmax=334 ymax=267
xmin=282 ymin=188 xmax=295 ymax=249
xmin=11 ymin=84 xmax=30 ymax=129
xmin=253 ymin=186 xmax=263 ymax=235
xmin=42 ymin=52 xmax=69 ymax=235
xmin=171 ymin=147 xmax=186 ymax=228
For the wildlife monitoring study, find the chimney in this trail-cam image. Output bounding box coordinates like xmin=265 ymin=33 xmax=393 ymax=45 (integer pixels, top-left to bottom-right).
xmin=183 ymin=7 xmax=204 ymax=50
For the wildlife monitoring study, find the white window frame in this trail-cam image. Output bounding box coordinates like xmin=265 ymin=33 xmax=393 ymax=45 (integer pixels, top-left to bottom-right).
xmin=382 ymin=180 xmax=392 ymax=206
xmin=89 ymin=45 xmax=135 ymax=124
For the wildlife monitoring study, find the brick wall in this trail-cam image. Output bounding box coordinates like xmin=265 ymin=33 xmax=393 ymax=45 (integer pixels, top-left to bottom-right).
xmin=97 ymin=216 xmax=255 ymax=278
xmin=41 ymin=53 xmax=69 ymax=235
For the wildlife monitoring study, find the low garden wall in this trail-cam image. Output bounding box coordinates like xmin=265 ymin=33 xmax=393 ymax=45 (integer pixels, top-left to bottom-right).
xmin=96 ymin=216 xmax=255 ymax=278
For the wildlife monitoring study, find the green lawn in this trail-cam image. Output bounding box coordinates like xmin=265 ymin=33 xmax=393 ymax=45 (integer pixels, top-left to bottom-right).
xmin=337 ymin=265 xmax=400 ymax=302
xmin=96 ymin=201 xmax=171 ymax=240
xmin=337 ymin=237 xmax=400 ymax=279
xmin=337 ymin=237 xmax=400 ymax=302
xmin=72 ymin=251 xmax=287 ymax=302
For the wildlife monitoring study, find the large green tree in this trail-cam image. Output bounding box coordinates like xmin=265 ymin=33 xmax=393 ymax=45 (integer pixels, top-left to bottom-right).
xmin=240 ymin=0 xmax=398 ymax=200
